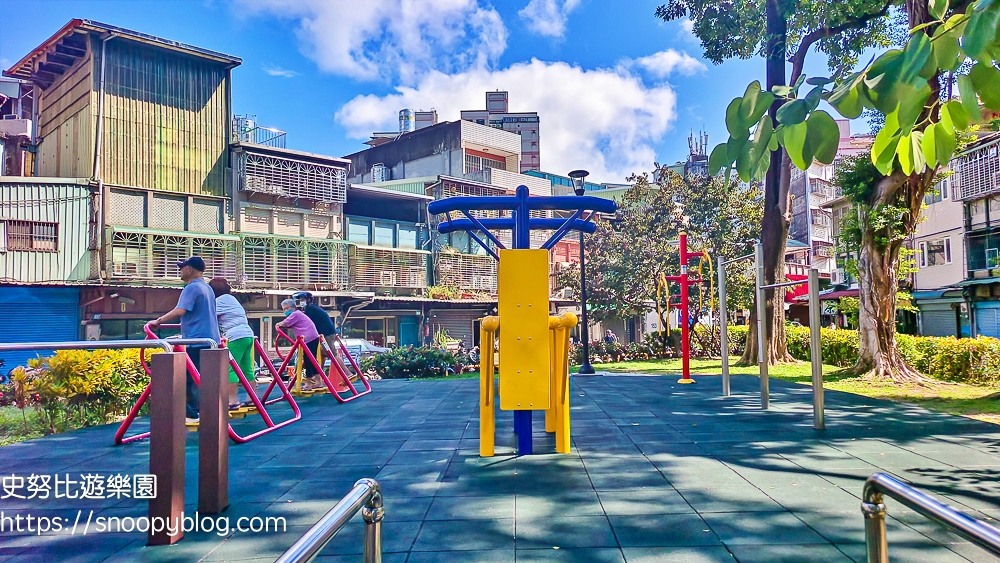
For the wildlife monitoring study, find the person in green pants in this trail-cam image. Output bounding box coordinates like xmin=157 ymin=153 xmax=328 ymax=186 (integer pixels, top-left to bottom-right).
xmin=209 ymin=277 xmax=256 ymax=409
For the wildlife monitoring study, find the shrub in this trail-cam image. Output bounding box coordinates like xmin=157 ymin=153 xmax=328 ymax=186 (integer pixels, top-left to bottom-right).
xmin=361 ymin=346 xmax=474 ymax=379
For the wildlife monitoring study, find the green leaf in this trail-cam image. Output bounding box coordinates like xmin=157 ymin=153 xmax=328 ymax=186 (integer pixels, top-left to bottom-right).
xmin=748 ymin=115 xmax=774 ymax=170
xmin=946 ymin=99 xmax=971 ymax=129
xmin=900 ymin=33 xmax=932 ymax=83
xmin=865 ymin=50 xmax=905 ymax=113
xmin=776 ymin=99 xmax=808 ymax=125
xmin=806 ymin=111 xmax=840 ymax=165
xmin=782 ymin=121 xmax=812 ymax=170
xmin=735 ymin=140 xmax=754 ymax=182
xmin=708 ymin=143 xmax=729 ymax=176
xmin=738 ymin=81 xmax=760 ymax=123
xmin=828 ymin=83 xmax=864 ymax=119
xmin=958 ymin=74 xmax=981 ymax=121
xmin=725 ymin=98 xmax=744 ymax=136
xmin=929 ymin=0 xmax=949 ymax=20
xmin=768 ymin=128 xmax=780 ymax=151
xmin=969 ymin=63 xmax=1000 ymax=110
xmin=803 ymin=85 xmax=824 ymax=112
xmin=963 ymin=3 xmax=1000 ymax=60
xmin=806 ymin=76 xmax=835 ymax=86
xmin=911 ymin=131 xmax=927 ymax=173
xmin=894 ymin=81 xmax=933 ymax=135
xmin=771 ymin=85 xmax=795 ymax=97
xmin=872 ymin=126 xmax=901 ymax=175
xmin=727 ymin=134 xmax=748 ymax=163
xmin=935 ymin=121 xmax=958 ymax=164
xmin=739 ymin=84 xmax=775 ymax=128
xmin=921 ymin=123 xmax=939 ymax=168
xmin=753 ymin=151 xmax=770 ymax=180
xmin=898 ymin=133 xmax=915 ymax=175
xmin=932 ymin=27 xmax=962 ymax=71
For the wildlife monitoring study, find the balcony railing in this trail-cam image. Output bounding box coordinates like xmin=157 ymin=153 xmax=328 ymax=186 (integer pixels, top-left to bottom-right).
xmin=232 ymin=115 xmax=287 ymax=148
xmin=967 ymin=231 xmax=1000 ymax=271
xmin=957 ymin=141 xmax=1000 ymax=201
xmin=239 ymin=235 xmax=349 ymax=289
xmin=353 ymin=246 xmax=429 ymax=289
xmin=436 ymin=251 xmax=497 ymax=293
xmin=108 ymin=227 xmax=238 ymax=281
xmin=236 ymin=150 xmax=347 ymax=204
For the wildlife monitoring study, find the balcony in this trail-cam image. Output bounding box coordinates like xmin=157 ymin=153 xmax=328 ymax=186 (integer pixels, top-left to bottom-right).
xmin=239 ymin=235 xmax=349 ymax=289
xmin=957 ymin=142 xmax=1000 ymax=201
xmin=436 ymin=251 xmax=498 ymax=294
xmin=235 ymin=149 xmax=347 ymax=203
xmin=353 ymin=246 xmax=429 ymax=289
xmin=232 ymin=115 xmax=287 ymax=148
xmin=108 ymin=227 xmax=238 ymax=281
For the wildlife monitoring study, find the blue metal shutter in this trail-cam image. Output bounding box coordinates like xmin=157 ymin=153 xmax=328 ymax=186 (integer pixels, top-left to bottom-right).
xmin=975 ymin=303 xmax=1000 ymax=339
xmin=0 ymin=287 xmax=80 ymax=370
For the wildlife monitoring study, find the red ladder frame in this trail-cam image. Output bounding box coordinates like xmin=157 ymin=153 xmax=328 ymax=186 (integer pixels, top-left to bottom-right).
xmin=262 ymin=327 xmax=371 ymax=403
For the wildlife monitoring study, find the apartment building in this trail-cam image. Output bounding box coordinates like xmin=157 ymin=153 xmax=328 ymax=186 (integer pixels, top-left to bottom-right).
xmin=461 ymin=91 xmax=541 ymax=172
xmin=344 ymin=119 xmax=552 ymax=346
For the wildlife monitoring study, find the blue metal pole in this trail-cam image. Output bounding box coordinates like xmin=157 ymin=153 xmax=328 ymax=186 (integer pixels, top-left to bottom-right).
xmin=512 ymin=185 xmax=534 ymax=455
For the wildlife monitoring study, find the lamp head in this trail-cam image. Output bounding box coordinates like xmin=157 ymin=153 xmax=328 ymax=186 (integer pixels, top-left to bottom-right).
xmin=568 ymin=169 xmax=589 ymax=196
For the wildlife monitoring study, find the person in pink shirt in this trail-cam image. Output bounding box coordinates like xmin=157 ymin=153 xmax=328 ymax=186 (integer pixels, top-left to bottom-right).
xmin=276 ymin=299 xmax=322 ymax=390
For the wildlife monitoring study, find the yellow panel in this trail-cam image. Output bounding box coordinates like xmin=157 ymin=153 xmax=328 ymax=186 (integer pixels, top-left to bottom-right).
xmin=498 ymin=249 xmax=550 ymax=410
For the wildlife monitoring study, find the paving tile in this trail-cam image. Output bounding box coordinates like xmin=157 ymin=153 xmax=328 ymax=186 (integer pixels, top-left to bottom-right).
xmin=597 ymin=488 xmax=694 ymax=515
xmin=516 ymin=547 xmax=626 ymax=562
xmin=515 ymin=516 xmax=618 ymax=549
xmin=699 ymin=512 xmax=828 ymax=545
xmin=426 ymin=495 xmax=515 ymax=520
xmin=622 ymin=546 xmax=737 ymax=562
xmin=609 ymin=513 xmax=721 ymax=547
xmin=411 ymin=518 xmax=515 ymax=551
xmin=727 ymin=543 xmax=854 ymax=562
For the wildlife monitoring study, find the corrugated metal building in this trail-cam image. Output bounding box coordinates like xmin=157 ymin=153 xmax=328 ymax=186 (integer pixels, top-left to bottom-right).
xmin=1 ymin=177 xmax=93 ymax=283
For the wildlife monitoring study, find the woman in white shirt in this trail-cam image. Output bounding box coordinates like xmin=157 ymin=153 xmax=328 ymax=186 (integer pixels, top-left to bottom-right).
xmin=208 ymin=277 xmax=256 ymax=409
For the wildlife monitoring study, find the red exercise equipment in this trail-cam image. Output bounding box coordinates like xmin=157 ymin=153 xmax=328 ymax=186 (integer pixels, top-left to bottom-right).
xmin=114 ymin=324 xmax=301 ymax=445
xmin=263 ymin=327 xmax=371 ymax=403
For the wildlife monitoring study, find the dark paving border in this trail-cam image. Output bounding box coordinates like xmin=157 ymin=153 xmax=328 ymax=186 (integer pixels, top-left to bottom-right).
xmin=2 ymin=374 xmax=1000 ymax=562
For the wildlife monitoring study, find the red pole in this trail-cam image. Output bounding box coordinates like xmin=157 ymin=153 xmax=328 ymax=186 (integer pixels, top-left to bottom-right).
xmin=678 ymin=232 xmax=696 ymax=385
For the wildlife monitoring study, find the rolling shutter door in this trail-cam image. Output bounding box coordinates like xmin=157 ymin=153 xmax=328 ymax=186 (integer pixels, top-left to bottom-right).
xmin=0 ymin=287 xmax=80 ymax=369
xmin=430 ymin=310 xmax=482 ymax=346
xmin=920 ymin=307 xmax=957 ymax=337
xmin=975 ymin=305 xmax=1000 ymax=339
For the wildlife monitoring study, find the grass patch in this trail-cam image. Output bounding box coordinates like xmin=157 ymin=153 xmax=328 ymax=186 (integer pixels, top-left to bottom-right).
xmin=0 ymin=406 xmax=45 ymax=447
xmin=590 ymin=356 xmax=1000 ymax=424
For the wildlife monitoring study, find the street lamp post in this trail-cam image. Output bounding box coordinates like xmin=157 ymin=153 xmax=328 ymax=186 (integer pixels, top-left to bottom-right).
xmin=569 ymin=169 xmax=595 ymax=375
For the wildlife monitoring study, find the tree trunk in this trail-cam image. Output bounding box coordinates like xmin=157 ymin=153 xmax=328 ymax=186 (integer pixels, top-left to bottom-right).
xmin=853 ymin=225 xmax=925 ymax=381
xmin=738 ymin=0 xmax=794 ymax=365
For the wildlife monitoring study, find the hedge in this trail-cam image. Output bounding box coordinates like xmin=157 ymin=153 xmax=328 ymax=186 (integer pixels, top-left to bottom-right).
xmin=735 ymin=325 xmax=1000 ymax=386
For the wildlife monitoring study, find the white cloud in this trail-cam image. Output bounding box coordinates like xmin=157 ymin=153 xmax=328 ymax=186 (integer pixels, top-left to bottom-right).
xmin=336 ymin=59 xmax=678 ymax=183
xmin=679 ymin=18 xmax=697 ymax=40
xmin=237 ymin=0 xmax=507 ymax=83
xmin=262 ymin=63 xmax=298 ymax=78
xmin=626 ymin=49 xmax=705 ymax=77
xmin=518 ymin=0 xmax=581 ymax=38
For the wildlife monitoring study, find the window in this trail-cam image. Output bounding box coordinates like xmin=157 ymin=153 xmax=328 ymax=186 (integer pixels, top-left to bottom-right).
xmin=919 ymin=237 xmax=952 ymax=267
xmin=924 ymin=178 xmax=950 ymax=204
xmin=373 ymin=223 xmax=395 ymax=247
xmin=464 ymin=152 xmax=506 ymax=174
xmin=5 ymin=220 xmax=57 ymax=252
xmin=398 ymin=226 xmax=418 ymax=249
xmin=347 ymin=219 xmax=371 ymax=244
xmin=452 ymin=231 xmax=470 ymax=253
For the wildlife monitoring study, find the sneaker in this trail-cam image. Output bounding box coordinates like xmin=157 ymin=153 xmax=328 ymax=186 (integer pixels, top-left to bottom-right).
xmin=185 ymin=417 xmax=200 ymax=425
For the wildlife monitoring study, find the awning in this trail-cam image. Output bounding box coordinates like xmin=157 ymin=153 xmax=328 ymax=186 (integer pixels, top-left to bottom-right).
xmin=956 ymin=277 xmax=1000 ymax=287
xmin=795 ymin=288 xmax=859 ymax=302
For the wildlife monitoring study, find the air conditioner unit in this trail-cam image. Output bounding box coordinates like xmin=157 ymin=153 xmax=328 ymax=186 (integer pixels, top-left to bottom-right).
xmin=319 ymin=296 xmax=335 ymax=307
xmin=379 ymin=270 xmax=397 ymax=286
xmin=113 ymin=263 xmax=140 ymax=276
xmin=559 ymin=288 xmax=574 ymax=299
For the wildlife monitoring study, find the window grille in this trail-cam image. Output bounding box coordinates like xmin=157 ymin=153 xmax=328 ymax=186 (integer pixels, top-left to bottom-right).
xmin=238 ymin=150 xmax=347 ymax=203
xmin=150 ymin=194 xmax=187 ymax=230
xmin=464 ymin=153 xmax=505 ymax=174
xmin=353 ymin=246 xmax=428 ymax=289
xmin=190 ymin=199 xmax=223 ymax=233
xmin=957 ymin=142 xmax=1000 ymax=200
xmin=109 ymin=228 xmax=237 ymax=280
xmin=108 ymin=189 xmax=147 ymax=227
xmin=238 ymin=235 xmax=349 ymax=288
xmin=436 ymin=252 xmax=497 ymax=293
xmin=5 ymin=220 xmax=57 ymax=252
xmin=967 ymin=232 xmax=1000 ymax=271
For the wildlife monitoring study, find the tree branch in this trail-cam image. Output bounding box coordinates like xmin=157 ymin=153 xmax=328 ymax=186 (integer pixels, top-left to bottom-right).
xmin=788 ymin=0 xmax=895 ymax=82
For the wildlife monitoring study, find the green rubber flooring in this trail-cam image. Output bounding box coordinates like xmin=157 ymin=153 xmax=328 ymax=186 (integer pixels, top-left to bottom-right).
xmin=2 ymin=374 xmax=1000 ymax=562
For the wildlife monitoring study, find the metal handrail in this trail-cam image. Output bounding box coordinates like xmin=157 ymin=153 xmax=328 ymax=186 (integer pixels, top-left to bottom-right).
xmin=0 ymin=338 xmax=218 ymax=356
xmin=275 ymin=478 xmax=383 ymax=563
xmin=862 ymin=472 xmax=1000 ymax=562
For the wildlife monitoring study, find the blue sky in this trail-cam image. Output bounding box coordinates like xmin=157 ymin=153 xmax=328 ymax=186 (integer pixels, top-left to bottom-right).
xmin=0 ymin=0 xmax=837 ymax=183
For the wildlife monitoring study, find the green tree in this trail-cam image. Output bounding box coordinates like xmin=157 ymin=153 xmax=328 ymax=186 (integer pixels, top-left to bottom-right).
xmin=657 ymin=0 xmax=899 ymax=366
xmin=708 ymin=0 xmax=1000 ymax=381
xmin=556 ymin=170 xmax=763 ymax=331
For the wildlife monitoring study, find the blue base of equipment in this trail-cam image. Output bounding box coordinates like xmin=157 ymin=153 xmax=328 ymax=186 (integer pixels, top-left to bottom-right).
xmin=513 ymin=411 xmax=533 ymax=455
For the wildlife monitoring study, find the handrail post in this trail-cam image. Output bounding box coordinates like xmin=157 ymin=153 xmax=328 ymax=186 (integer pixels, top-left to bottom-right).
xmin=361 ymin=481 xmax=384 ymax=563
xmin=754 ymin=242 xmax=769 ymax=409
xmin=148 ymin=352 xmax=187 ymax=546
xmin=718 ymin=255 xmax=729 ymax=396
xmin=199 ymin=348 xmax=230 ymax=514
xmin=808 ymin=268 xmax=824 ymax=430
xmin=862 ymin=494 xmax=889 ymax=563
